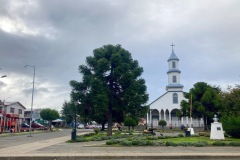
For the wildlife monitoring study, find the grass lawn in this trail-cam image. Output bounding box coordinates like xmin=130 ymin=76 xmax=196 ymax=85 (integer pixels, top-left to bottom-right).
xmin=160 ymin=136 xmax=240 ymax=144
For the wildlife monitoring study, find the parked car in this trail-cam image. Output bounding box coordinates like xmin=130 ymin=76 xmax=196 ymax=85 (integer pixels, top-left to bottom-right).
xmin=31 ymin=122 xmax=48 ymax=130
xmin=77 ymin=124 xmax=84 ymax=129
xmin=84 ymin=125 xmax=91 ymax=129
xmin=20 ymin=123 xmax=34 ymax=132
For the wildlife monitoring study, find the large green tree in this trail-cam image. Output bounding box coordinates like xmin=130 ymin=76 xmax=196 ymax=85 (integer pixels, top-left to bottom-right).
xmin=70 ymin=44 xmax=149 ymax=136
xmin=180 ymin=82 xmax=221 ymax=130
xmin=40 ymin=108 xmax=59 ymax=131
xmin=220 ymin=85 xmax=240 ymax=117
xmin=220 ymin=85 xmax=240 ymax=138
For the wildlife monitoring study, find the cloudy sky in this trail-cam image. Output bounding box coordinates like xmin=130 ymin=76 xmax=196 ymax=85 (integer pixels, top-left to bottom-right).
xmin=0 ymin=0 xmax=239 ymax=111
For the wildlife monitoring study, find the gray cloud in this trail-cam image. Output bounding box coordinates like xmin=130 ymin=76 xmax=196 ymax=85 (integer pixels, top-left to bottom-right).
xmin=0 ymin=0 xmax=240 ymax=109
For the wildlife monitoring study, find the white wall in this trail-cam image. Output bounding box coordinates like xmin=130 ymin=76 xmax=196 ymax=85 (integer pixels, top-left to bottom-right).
xmin=6 ymin=103 xmax=25 ymax=118
xmin=150 ymin=91 xmax=186 ymax=111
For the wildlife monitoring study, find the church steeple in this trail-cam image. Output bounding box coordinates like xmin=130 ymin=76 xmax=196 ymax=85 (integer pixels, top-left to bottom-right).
xmin=166 ymin=43 xmax=183 ymax=91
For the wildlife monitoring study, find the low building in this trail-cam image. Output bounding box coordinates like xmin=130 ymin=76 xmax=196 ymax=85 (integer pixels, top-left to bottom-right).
xmin=24 ymin=108 xmax=42 ymax=124
xmin=0 ymin=100 xmax=26 ymax=132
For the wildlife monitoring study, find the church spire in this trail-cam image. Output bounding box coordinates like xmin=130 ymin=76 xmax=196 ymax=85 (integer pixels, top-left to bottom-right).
xmin=170 ymin=43 xmax=175 ymax=52
xmin=168 ymin=43 xmax=179 ymax=62
xmin=166 ymin=43 xmax=183 ymax=91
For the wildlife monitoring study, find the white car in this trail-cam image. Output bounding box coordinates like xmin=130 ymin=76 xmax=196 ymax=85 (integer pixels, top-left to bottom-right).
xmin=77 ymin=124 xmax=84 ymax=129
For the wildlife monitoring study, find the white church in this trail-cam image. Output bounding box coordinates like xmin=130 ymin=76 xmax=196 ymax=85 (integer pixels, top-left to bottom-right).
xmin=146 ymin=44 xmax=204 ymax=129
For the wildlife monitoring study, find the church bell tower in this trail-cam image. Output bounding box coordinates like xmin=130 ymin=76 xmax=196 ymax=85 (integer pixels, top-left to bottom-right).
xmin=166 ymin=43 xmax=183 ymax=91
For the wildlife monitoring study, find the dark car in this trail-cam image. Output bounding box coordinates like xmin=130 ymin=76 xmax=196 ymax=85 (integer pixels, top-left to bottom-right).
xmin=20 ymin=123 xmax=34 ymax=132
xmin=21 ymin=123 xmax=30 ymax=128
xmin=31 ymin=122 xmax=48 ymax=130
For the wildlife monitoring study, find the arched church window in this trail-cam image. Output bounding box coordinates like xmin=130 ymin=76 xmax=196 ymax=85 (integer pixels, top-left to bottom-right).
xmin=173 ymin=93 xmax=178 ymax=104
xmin=172 ymin=62 xmax=176 ymax=68
xmin=173 ymin=76 xmax=177 ymax=83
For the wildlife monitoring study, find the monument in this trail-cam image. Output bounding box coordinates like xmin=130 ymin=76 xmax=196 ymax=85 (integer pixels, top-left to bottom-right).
xmin=210 ymin=114 xmax=225 ymax=140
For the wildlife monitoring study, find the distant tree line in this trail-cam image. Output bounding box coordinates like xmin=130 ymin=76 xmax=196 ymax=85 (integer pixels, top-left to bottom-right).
xmin=178 ymin=82 xmax=240 ymax=137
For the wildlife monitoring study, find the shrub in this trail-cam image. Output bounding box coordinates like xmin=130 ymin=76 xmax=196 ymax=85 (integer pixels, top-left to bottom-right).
xmin=165 ymin=141 xmax=208 ymax=147
xmin=228 ymin=142 xmax=240 ymax=146
xmin=165 ymin=141 xmax=178 ymax=146
xmin=132 ymin=139 xmax=147 ymax=146
xmin=146 ymin=136 xmax=158 ymax=140
xmin=222 ymin=116 xmax=240 ymax=138
xmin=146 ymin=140 xmax=155 ymax=146
xmin=158 ymin=120 xmax=167 ymax=131
xmin=101 ymin=136 xmax=111 ymax=140
xmin=106 ymin=140 xmax=114 ymax=145
xmin=124 ymin=117 xmax=138 ymax=131
xmin=212 ymin=141 xmax=226 ymax=146
xmin=106 ymin=139 xmax=121 ymax=145
xmin=194 ymin=141 xmax=208 ymax=147
xmin=120 ymin=140 xmax=132 ymax=146
xmin=93 ymin=128 xmax=100 ymax=134
xmin=154 ymin=141 xmax=165 ymax=146
xmin=92 ymin=137 xmax=102 ymax=141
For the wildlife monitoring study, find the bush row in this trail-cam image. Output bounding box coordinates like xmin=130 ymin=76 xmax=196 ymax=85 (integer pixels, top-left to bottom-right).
xmin=212 ymin=141 xmax=240 ymax=146
xmin=106 ymin=139 xmax=208 ymax=147
xmin=106 ymin=139 xmax=240 ymax=147
xmin=106 ymin=139 xmax=165 ymax=146
xmin=75 ymin=133 xmax=130 ymax=142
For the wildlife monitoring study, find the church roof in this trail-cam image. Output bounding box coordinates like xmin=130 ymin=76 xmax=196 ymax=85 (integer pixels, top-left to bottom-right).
xmin=148 ymin=91 xmax=184 ymax=106
xmin=167 ymin=50 xmax=179 ymax=62
xmin=166 ymin=83 xmax=184 ymax=89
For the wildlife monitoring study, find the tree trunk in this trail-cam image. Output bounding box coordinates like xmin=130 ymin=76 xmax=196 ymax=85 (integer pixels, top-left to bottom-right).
xmin=203 ymin=115 xmax=207 ymax=131
xmin=107 ymin=65 xmax=114 ymax=136
xmin=49 ymin=120 xmax=52 ymax=131
xmin=107 ymin=109 xmax=112 ymax=136
xmin=101 ymin=123 xmax=105 ymax=131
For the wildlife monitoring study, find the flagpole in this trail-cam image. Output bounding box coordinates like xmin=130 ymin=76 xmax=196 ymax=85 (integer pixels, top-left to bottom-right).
xmin=190 ymin=94 xmax=192 ymax=128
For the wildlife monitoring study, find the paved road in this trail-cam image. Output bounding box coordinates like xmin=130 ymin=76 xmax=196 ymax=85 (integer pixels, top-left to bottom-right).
xmin=0 ymin=129 xmax=75 ymax=149
xmin=0 ymin=129 xmax=240 ymax=159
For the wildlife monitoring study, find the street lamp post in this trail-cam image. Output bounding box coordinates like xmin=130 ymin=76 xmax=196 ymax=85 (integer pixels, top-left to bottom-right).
xmin=71 ymin=101 xmax=80 ymax=141
xmin=25 ymin=65 xmax=35 ymax=137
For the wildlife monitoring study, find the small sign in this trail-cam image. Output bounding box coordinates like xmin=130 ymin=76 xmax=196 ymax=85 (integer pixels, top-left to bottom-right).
xmin=217 ymin=127 xmax=221 ymax=130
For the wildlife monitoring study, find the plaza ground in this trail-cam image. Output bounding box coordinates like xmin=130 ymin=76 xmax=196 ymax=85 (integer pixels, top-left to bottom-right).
xmin=0 ymin=129 xmax=240 ymax=159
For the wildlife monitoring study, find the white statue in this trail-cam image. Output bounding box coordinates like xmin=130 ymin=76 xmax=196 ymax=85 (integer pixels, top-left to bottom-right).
xmin=213 ymin=114 xmax=218 ymax=123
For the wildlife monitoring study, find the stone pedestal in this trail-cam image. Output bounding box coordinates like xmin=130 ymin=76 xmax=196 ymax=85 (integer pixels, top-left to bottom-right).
xmin=210 ymin=122 xmax=225 ymax=140
xmin=188 ymin=127 xmax=195 ymax=135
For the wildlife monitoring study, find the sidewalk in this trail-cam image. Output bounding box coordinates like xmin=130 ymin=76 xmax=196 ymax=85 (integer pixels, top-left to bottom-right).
xmin=0 ymin=131 xmax=240 ymax=159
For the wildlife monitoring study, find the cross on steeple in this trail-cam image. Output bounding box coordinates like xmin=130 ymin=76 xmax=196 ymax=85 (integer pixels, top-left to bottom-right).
xmin=170 ymin=43 xmax=175 ymax=52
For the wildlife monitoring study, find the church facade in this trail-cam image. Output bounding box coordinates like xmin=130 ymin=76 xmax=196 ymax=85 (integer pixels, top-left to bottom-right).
xmin=146 ymin=45 xmax=204 ymax=128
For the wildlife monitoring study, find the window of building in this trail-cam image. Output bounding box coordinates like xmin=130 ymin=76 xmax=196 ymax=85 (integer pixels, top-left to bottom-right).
xmin=172 ymin=62 xmax=176 ymax=68
xmin=173 ymin=76 xmax=177 ymax=83
xmin=18 ymin=109 xmax=22 ymax=114
xmin=173 ymin=93 xmax=178 ymax=104
xmin=10 ymin=108 xmax=15 ymax=113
